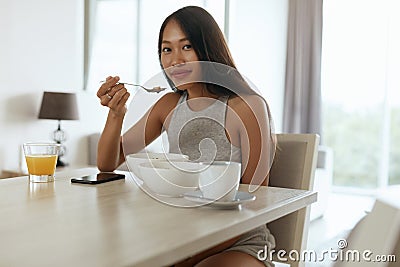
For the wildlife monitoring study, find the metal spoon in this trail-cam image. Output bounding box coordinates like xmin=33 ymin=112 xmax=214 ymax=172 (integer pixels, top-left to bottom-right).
xmin=100 ymin=81 xmax=167 ymax=93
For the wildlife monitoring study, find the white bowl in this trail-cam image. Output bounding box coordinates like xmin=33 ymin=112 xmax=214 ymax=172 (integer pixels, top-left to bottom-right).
xmin=138 ymin=161 xmax=203 ymax=197
xmin=126 ymin=152 xmax=189 ymax=180
xmin=199 ymin=161 xmax=241 ymax=201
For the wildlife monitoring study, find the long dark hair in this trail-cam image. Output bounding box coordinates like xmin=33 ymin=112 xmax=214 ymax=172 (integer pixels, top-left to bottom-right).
xmin=158 ymin=6 xmax=277 ymax=175
xmin=158 ymin=6 xmax=254 ymax=96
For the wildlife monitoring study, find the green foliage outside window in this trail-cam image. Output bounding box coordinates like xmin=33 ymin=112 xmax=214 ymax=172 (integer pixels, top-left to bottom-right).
xmin=323 ymin=104 xmax=400 ymax=188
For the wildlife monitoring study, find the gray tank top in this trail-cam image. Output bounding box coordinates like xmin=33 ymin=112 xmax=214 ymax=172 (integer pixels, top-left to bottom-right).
xmin=167 ymin=92 xmax=241 ymax=163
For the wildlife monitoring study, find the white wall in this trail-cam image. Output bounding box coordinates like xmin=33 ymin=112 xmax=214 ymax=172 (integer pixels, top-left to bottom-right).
xmin=229 ymin=0 xmax=288 ymax=132
xmin=0 ymin=0 xmax=107 ymax=172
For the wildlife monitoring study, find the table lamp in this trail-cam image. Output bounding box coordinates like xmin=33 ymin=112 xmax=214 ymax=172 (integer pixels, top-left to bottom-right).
xmin=38 ymin=92 xmax=79 ymax=167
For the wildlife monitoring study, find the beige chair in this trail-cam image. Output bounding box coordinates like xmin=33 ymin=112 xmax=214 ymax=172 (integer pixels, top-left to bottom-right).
xmin=267 ymin=133 xmax=320 ymax=267
xmin=334 ymin=198 xmax=400 ymax=267
xmin=389 ymin=235 xmax=399 ymax=267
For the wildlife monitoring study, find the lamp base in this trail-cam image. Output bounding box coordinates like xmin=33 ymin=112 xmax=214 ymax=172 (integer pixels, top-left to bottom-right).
xmin=57 ymin=158 xmax=68 ymax=167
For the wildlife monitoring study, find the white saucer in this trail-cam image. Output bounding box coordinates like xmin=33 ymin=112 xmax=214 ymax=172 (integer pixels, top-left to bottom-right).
xmin=183 ymin=191 xmax=256 ymax=208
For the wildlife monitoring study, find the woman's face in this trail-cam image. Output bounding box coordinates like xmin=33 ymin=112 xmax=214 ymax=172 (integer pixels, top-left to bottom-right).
xmin=160 ymin=19 xmax=201 ymax=90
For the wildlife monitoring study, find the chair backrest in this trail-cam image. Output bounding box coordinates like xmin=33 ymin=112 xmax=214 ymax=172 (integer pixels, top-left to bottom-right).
xmin=267 ymin=133 xmax=320 ymax=267
xmin=334 ymin=198 xmax=400 ymax=267
xmin=389 ymin=234 xmax=399 ymax=267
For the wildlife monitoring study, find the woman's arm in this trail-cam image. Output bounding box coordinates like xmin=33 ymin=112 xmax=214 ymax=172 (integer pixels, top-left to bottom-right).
xmin=236 ymin=94 xmax=274 ymax=187
xmin=97 ymin=77 xmax=179 ymax=171
xmin=97 ymin=76 xmax=130 ymax=171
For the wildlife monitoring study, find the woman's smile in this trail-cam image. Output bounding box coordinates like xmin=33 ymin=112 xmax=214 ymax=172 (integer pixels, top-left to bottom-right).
xmin=170 ymin=67 xmax=193 ymax=80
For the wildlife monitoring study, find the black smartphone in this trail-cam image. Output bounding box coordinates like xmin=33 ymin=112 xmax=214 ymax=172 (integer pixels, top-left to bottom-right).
xmin=71 ymin=172 xmax=125 ymax=184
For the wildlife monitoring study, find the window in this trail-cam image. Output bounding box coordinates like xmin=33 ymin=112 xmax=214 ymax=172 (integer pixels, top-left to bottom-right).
xmin=86 ymin=0 xmax=224 ymax=92
xmin=86 ymin=0 xmax=288 ymax=131
xmin=86 ymin=0 xmax=138 ymax=92
xmin=322 ymin=0 xmax=400 ymax=190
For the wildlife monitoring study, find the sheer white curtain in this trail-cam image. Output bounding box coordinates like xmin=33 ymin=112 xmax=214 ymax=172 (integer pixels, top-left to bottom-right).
xmin=282 ymin=0 xmax=323 ymax=136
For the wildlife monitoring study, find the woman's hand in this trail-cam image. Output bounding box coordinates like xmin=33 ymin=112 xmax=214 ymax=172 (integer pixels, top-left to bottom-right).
xmin=97 ymin=76 xmax=130 ymax=117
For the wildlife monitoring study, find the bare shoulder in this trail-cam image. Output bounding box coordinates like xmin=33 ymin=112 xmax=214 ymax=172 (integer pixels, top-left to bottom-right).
xmin=228 ymin=94 xmax=268 ymax=118
xmin=153 ymin=92 xmax=181 ymax=109
xmin=151 ymin=92 xmax=181 ymax=121
xmin=157 ymin=92 xmax=181 ymax=104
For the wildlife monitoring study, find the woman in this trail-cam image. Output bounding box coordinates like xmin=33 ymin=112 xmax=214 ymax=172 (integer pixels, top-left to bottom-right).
xmin=97 ymin=6 xmax=276 ymax=267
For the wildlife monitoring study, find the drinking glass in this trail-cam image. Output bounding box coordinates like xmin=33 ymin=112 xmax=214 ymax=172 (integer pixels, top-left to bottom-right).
xmin=23 ymin=143 xmax=60 ymax=183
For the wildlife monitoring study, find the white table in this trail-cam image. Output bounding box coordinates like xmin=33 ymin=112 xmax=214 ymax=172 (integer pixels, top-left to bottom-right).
xmin=0 ymin=168 xmax=317 ymax=267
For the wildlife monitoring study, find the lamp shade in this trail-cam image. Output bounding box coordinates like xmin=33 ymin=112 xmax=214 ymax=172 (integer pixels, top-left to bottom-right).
xmin=38 ymin=92 xmax=79 ymax=120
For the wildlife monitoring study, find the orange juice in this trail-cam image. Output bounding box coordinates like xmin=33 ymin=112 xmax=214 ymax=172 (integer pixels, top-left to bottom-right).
xmin=25 ymin=155 xmax=58 ymax=175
